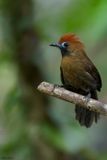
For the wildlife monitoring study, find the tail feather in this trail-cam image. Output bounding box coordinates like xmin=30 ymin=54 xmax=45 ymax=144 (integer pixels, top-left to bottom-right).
xmin=75 ymin=90 xmax=100 ymax=128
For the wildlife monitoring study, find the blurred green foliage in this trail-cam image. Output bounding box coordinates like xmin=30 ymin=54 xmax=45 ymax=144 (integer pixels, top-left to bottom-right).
xmin=0 ymin=0 xmax=107 ymax=159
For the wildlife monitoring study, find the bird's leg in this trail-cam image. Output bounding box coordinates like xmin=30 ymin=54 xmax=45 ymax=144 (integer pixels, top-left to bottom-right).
xmin=83 ymin=92 xmax=91 ymax=104
xmin=52 ymin=84 xmax=64 ymax=92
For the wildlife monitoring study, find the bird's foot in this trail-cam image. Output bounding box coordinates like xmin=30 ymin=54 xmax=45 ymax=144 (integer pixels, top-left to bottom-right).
xmin=54 ymin=84 xmax=64 ymax=88
xmin=52 ymin=84 xmax=63 ymax=92
xmin=83 ymin=93 xmax=91 ymax=104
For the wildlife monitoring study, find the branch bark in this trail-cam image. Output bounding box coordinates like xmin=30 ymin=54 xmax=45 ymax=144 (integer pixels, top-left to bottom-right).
xmin=37 ymin=82 xmax=107 ymax=116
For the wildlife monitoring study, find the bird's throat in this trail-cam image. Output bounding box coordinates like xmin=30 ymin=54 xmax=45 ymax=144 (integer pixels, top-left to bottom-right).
xmin=61 ymin=50 xmax=70 ymax=57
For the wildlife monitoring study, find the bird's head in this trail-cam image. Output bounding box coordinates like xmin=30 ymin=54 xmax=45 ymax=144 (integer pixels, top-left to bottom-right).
xmin=50 ymin=33 xmax=84 ymax=56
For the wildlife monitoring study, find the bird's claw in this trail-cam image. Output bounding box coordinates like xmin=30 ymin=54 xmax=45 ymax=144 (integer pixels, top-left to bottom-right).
xmin=54 ymin=84 xmax=64 ymax=88
xmin=83 ymin=93 xmax=91 ymax=104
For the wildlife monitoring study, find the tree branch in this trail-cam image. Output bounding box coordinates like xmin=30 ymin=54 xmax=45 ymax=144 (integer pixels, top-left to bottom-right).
xmin=37 ymin=82 xmax=107 ymax=116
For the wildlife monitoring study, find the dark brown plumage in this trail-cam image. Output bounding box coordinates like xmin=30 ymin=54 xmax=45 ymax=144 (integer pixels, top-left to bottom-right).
xmin=50 ymin=33 xmax=102 ymax=127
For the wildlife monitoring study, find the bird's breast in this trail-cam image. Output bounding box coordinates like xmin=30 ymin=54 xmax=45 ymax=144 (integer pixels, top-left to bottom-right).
xmin=60 ymin=56 xmax=87 ymax=90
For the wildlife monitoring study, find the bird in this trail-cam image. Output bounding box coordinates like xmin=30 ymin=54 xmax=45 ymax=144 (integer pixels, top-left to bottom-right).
xmin=50 ymin=33 xmax=102 ymax=128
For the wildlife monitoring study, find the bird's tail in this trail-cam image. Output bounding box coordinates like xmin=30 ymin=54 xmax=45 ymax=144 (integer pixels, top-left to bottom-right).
xmin=75 ymin=91 xmax=99 ymax=128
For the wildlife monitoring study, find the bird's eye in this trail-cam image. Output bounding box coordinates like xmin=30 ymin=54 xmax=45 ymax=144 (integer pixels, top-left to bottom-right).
xmin=61 ymin=42 xmax=69 ymax=48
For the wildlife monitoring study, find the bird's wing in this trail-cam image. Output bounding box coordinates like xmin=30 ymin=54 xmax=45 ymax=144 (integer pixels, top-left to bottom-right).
xmin=60 ymin=54 xmax=102 ymax=92
xmin=61 ymin=63 xmax=97 ymax=92
xmin=75 ymin=69 xmax=98 ymax=91
xmin=84 ymin=58 xmax=102 ymax=91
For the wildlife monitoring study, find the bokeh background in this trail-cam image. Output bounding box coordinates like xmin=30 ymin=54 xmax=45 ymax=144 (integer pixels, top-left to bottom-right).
xmin=0 ymin=0 xmax=107 ymax=159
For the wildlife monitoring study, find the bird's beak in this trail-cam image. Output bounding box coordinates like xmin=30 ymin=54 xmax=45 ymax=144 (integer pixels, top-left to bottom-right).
xmin=49 ymin=43 xmax=61 ymax=49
